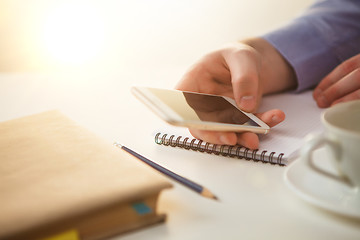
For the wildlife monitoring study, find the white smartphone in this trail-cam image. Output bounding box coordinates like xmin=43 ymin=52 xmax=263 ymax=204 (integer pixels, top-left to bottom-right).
xmin=131 ymin=87 xmax=270 ymax=134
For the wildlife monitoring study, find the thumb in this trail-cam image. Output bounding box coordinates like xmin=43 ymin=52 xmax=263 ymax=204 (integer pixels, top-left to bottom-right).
xmin=223 ymin=45 xmax=261 ymax=112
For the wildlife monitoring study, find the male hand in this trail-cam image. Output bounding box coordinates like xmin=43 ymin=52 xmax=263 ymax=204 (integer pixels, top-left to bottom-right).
xmin=176 ymin=39 xmax=296 ymax=149
xmin=313 ymin=54 xmax=360 ymax=107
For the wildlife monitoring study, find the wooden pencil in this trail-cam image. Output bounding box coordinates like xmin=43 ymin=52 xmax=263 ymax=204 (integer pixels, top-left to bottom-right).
xmin=114 ymin=142 xmax=218 ymax=201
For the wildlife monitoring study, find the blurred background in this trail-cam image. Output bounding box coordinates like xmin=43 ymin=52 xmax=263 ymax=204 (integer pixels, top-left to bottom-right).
xmin=0 ymin=0 xmax=313 ymax=75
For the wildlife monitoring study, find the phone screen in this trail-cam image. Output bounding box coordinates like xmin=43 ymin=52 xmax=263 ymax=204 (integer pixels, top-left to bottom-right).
xmin=147 ymin=88 xmax=260 ymax=127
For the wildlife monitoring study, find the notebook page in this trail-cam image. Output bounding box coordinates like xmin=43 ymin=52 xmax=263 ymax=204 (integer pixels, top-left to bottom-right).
xmin=258 ymin=90 xmax=323 ymax=159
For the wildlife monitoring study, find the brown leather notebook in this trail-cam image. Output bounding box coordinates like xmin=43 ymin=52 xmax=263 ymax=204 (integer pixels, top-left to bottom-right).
xmin=0 ymin=111 xmax=172 ymax=240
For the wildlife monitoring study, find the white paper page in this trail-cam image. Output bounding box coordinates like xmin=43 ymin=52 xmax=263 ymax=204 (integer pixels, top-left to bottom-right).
xmin=257 ymin=90 xmax=323 ymax=159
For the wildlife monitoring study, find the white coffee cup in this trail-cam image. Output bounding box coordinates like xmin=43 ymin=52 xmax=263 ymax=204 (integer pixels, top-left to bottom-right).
xmin=301 ymin=100 xmax=360 ymax=189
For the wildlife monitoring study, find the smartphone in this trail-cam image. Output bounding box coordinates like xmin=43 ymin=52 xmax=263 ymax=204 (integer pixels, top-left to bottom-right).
xmin=131 ymin=87 xmax=270 ymax=134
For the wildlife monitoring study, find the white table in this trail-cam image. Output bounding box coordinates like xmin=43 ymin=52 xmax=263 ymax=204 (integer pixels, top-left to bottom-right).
xmin=1 ymin=73 xmax=359 ymax=240
xmin=2 ymin=0 xmax=359 ymax=238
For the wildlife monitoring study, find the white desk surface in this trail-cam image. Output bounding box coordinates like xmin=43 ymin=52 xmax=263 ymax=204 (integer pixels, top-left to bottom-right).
xmin=1 ymin=72 xmax=359 ymax=240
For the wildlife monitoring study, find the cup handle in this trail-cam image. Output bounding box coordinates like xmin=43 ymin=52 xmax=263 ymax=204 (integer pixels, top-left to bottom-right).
xmin=301 ymin=133 xmax=353 ymax=187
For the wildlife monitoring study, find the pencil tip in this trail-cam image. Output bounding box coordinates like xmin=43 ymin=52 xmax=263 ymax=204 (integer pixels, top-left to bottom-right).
xmin=201 ymin=188 xmax=219 ymax=201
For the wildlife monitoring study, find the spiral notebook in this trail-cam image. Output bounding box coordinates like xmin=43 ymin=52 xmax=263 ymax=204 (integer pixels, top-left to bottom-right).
xmin=154 ymin=132 xmax=286 ymax=165
xmin=152 ymin=91 xmax=324 ymax=166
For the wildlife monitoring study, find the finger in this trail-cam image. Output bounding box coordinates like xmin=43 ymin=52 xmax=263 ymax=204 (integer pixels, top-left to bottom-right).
xmin=314 ymin=55 xmax=360 ymax=99
xmin=315 ymin=68 xmax=360 ymax=108
xmin=190 ymin=128 xmax=260 ymax=149
xmin=331 ymin=89 xmax=360 ymax=106
xmin=236 ymin=132 xmax=259 ymax=150
xmin=255 ymin=109 xmax=285 ymax=127
xmin=189 ymin=128 xmax=238 ymax=146
xmin=175 ymin=51 xmax=231 ymax=94
xmin=188 ymin=109 xmax=284 ymax=149
xmin=223 ymin=46 xmax=260 ymax=112
xmin=175 ymin=65 xmax=208 ymax=92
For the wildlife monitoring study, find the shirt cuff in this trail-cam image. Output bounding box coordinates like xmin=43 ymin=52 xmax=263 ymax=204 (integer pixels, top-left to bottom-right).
xmin=262 ymin=19 xmax=340 ymax=92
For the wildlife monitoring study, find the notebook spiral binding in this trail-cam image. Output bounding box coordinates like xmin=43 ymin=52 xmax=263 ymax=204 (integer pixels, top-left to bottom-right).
xmin=155 ymin=133 xmax=285 ymax=166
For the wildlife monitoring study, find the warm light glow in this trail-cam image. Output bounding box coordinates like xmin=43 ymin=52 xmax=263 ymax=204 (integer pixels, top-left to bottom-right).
xmin=0 ymin=0 xmax=314 ymax=72
xmin=42 ymin=1 xmax=105 ymax=65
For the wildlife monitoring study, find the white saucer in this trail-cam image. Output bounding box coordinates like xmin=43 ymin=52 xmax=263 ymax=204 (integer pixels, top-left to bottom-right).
xmin=284 ymin=147 xmax=360 ymax=218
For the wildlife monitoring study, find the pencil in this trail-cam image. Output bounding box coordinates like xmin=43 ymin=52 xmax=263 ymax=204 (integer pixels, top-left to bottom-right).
xmin=114 ymin=142 xmax=218 ymax=201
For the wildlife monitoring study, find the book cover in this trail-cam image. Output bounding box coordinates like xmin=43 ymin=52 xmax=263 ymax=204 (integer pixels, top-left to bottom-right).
xmin=0 ymin=110 xmax=172 ymax=240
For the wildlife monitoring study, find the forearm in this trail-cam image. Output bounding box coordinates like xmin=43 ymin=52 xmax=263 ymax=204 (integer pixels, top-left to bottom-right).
xmin=263 ymin=0 xmax=360 ymax=92
xmin=242 ymin=38 xmax=297 ymax=95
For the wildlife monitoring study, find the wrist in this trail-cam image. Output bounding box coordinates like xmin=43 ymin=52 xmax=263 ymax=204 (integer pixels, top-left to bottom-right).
xmin=241 ymin=38 xmax=297 ymax=95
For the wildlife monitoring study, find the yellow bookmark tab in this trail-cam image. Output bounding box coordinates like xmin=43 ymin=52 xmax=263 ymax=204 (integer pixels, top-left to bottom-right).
xmin=41 ymin=229 xmax=79 ymax=240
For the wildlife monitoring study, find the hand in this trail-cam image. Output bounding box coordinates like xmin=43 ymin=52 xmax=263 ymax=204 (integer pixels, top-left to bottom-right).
xmin=176 ymin=39 xmax=296 ymax=149
xmin=177 ymin=42 xmax=263 ymax=112
xmin=313 ymin=53 xmax=360 ymax=108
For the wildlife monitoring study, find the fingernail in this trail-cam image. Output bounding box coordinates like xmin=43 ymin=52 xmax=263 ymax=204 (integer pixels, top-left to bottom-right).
xmin=318 ymin=95 xmax=330 ymax=108
xmin=272 ymin=115 xmax=281 ymax=123
xmin=220 ymin=135 xmax=233 ymax=145
xmin=240 ymin=95 xmax=255 ymax=111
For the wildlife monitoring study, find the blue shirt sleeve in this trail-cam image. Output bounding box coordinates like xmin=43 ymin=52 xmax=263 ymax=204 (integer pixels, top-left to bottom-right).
xmin=263 ymin=0 xmax=360 ymax=92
